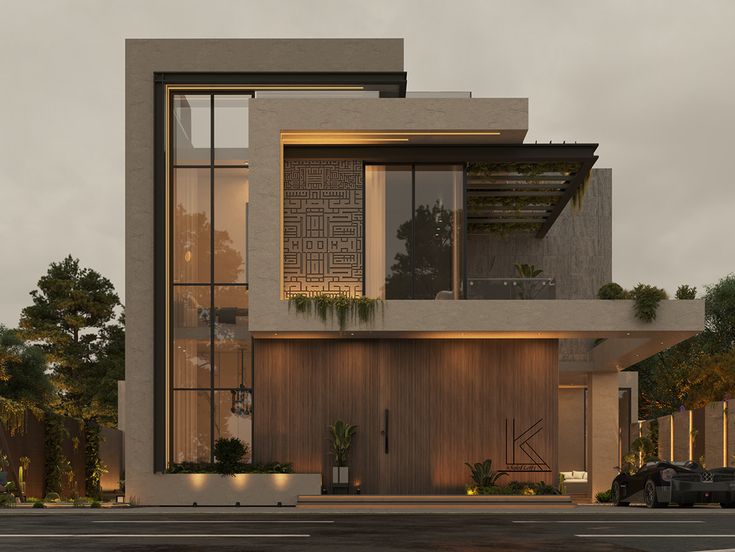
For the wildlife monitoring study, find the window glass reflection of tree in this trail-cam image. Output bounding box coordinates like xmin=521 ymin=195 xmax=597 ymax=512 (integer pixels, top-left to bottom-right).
xmin=383 ymin=166 xmax=460 ymax=299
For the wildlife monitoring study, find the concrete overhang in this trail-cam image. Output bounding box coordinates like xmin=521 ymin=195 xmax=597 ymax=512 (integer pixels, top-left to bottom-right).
xmin=250 ymin=299 xmax=704 ymax=339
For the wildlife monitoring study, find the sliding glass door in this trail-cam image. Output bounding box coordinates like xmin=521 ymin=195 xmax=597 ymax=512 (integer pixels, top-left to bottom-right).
xmin=365 ymin=164 xmax=463 ymax=300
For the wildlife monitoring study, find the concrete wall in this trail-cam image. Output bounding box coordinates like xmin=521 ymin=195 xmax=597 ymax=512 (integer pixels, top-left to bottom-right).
xmin=126 ymin=473 xmax=321 ymax=506
xmin=126 ymin=38 xmax=404 ymax=504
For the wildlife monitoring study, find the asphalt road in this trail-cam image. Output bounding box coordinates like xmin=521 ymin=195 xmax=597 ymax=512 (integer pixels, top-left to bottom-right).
xmin=1 ymin=506 xmax=735 ymax=552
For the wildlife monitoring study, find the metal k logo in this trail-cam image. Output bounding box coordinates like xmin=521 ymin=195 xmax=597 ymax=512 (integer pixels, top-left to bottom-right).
xmin=505 ymin=418 xmax=551 ymax=472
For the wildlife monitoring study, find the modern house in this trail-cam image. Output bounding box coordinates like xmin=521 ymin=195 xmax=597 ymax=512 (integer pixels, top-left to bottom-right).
xmin=124 ymin=38 xmax=704 ymax=505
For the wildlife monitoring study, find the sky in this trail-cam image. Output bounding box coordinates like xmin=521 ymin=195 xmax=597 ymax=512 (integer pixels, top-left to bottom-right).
xmin=0 ymin=0 xmax=733 ymax=327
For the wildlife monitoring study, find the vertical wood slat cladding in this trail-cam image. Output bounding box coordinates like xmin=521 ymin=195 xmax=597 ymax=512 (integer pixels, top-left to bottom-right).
xmin=254 ymin=339 xmax=558 ymax=494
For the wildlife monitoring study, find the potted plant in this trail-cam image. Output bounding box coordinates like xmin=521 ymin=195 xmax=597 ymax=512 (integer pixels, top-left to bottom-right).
xmin=328 ymin=420 xmax=357 ymax=487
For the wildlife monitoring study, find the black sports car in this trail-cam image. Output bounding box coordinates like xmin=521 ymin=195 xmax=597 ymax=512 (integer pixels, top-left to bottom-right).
xmin=611 ymin=461 xmax=735 ymax=508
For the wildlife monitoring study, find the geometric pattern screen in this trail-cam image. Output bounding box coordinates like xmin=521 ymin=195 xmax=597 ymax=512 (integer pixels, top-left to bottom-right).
xmin=283 ymin=160 xmax=363 ymax=297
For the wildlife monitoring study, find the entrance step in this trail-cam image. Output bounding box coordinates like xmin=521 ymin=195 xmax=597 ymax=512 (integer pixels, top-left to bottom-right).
xmin=297 ymin=495 xmax=574 ymax=510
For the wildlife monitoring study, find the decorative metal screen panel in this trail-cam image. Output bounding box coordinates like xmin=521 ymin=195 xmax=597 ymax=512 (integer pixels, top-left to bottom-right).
xmin=283 ymin=160 xmax=363 ymax=297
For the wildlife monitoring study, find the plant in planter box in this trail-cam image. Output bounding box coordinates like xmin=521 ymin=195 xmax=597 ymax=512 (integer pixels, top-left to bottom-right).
xmin=465 ymin=459 xmax=508 ymax=489
xmin=328 ymin=420 xmax=357 ymax=485
xmin=213 ymin=437 xmax=249 ymax=477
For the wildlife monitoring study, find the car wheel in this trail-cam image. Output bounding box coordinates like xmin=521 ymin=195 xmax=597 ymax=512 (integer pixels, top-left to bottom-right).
xmin=721 ymin=502 xmax=735 ymax=509
xmin=644 ymin=479 xmax=667 ymax=508
xmin=612 ymin=481 xmax=629 ymax=507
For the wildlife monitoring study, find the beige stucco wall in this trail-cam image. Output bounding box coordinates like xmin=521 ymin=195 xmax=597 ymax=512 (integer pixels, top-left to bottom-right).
xmin=125 ymin=38 xmax=404 ymax=504
xmin=587 ymin=371 xmax=619 ymax=498
xmin=658 ymin=415 xmax=673 ymax=461
xmin=673 ymin=410 xmax=692 ymax=461
xmin=704 ymin=401 xmax=725 ymax=468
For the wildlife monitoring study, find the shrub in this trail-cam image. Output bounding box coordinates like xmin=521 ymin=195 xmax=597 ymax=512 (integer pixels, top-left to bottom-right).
xmin=676 ymin=284 xmax=697 ymax=300
xmin=44 ymin=491 xmax=60 ymax=502
xmin=90 ymin=500 xmax=101 ymax=508
xmin=3 ymin=481 xmax=17 ymax=495
xmin=213 ymin=438 xmax=248 ymax=476
xmin=165 ymin=461 xmax=293 ymax=475
xmin=32 ymin=500 xmax=45 ymax=508
xmin=595 ymin=489 xmax=613 ymax=503
xmin=467 ymin=481 xmax=559 ymax=496
xmin=0 ymin=493 xmax=15 ymax=508
xmin=597 ymin=282 xmax=627 ymax=300
xmin=465 ymin=459 xmax=508 ymax=487
xmin=631 ymin=284 xmax=668 ymax=322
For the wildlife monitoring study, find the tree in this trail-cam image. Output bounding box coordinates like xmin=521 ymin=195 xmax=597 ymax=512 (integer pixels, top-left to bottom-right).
xmin=0 ymin=326 xmax=52 ymax=434
xmin=631 ymin=275 xmax=735 ymax=420
xmin=701 ymin=274 xmax=735 ymax=354
xmin=19 ymin=256 xmax=123 ymax=425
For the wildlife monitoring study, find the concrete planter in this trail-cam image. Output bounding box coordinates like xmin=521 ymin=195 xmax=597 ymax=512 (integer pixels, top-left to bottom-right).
xmin=332 ymin=466 xmax=349 ymax=485
xmin=126 ymin=473 xmax=322 ymax=506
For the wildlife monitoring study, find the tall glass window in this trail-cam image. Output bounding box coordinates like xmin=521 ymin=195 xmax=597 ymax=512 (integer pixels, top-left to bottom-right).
xmin=170 ymin=93 xmax=251 ymax=463
xmin=365 ymin=164 xmax=463 ymax=299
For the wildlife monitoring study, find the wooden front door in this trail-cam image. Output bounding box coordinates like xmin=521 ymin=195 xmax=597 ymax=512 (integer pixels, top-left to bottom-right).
xmin=254 ymin=339 xmax=558 ymax=494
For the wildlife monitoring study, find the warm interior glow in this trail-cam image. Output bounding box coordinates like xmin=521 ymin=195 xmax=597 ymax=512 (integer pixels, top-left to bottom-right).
xmin=689 ymin=410 xmax=693 ymax=461
xmin=280 ymin=130 xmax=502 ymax=145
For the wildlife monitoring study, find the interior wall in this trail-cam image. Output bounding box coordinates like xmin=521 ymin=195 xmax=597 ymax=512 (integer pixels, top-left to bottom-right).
xmin=253 ymin=338 xmax=558 ymax=494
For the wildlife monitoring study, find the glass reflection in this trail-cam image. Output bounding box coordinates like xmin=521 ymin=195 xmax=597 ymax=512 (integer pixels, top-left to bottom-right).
xmin=172 ymin=390 xmax=211 ymax=463
xmin=214 ymin=95 xmax=249 ymax=165
xmin=214 ymin=169 xmax=249 ymax=283
xmin=173 ymin=168 xmax=211 ymax=283
xmin=173 ymin=95 xmax=211 ymax=166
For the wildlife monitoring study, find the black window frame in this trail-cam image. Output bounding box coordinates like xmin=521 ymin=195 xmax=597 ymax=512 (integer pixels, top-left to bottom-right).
xmin=154 ymin=71 xmax=408 ymax=472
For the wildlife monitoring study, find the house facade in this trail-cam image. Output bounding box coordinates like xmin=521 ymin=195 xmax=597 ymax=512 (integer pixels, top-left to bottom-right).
xmin=124 ymin=38 xmax=704 ymax=505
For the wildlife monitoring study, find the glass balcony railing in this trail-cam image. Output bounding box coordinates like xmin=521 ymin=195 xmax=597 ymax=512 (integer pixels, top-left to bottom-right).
xmin=466 ymin=277 xmax=556 ymax=300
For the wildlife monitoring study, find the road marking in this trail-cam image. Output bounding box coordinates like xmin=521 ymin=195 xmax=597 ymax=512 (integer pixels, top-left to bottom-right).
xmin=514 ymin=520 xmax=704 ymax=524
xmin=577 ymin=535 xmax=735 ymax=538
xmin=692 ymin=549 xmax=735 ymax=552
xmin=0 ymin=534 xmax=310 ymax=538
xmin=92 ymin=520 xmax=334 ymax=524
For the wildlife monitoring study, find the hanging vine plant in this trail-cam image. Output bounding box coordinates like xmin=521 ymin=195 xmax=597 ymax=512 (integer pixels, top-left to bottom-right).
xmin=288 ymin=293 xmax=382 ymax=331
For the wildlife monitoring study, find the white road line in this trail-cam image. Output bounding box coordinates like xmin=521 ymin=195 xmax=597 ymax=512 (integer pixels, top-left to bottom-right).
xmin=577 ymin=535 xmax=735 ymax=538
xmin=92 ymin=520 xmax=334 ymax=524
xmin=692 ymin=549 xmax=735 ymax=552
xmin=0 ymin=534 xmax=310 ymax=538
xmin=514 ymin=520 xmax=704 ymax=524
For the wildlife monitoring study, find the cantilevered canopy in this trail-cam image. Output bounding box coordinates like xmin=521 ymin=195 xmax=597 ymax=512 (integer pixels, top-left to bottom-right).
xmin=466 ymin=144 xmax=599 ymax=238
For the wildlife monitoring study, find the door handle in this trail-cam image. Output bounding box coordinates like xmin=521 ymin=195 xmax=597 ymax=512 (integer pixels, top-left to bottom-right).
xmin=383 ymin=409 xmax=389 ymax=454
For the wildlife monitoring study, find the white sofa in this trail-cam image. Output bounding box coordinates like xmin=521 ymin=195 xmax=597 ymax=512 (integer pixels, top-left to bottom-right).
xmin=559 ymin=471 xmax=588 ymax=495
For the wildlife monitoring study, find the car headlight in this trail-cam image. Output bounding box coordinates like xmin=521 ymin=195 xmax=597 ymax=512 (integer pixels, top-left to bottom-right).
xmin=661 ymin=468 xmax=676 ymax=482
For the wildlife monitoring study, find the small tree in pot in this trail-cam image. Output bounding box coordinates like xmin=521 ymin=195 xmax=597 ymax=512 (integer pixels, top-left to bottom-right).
xmin=328 ymin=420 xmax=357 ymax=486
